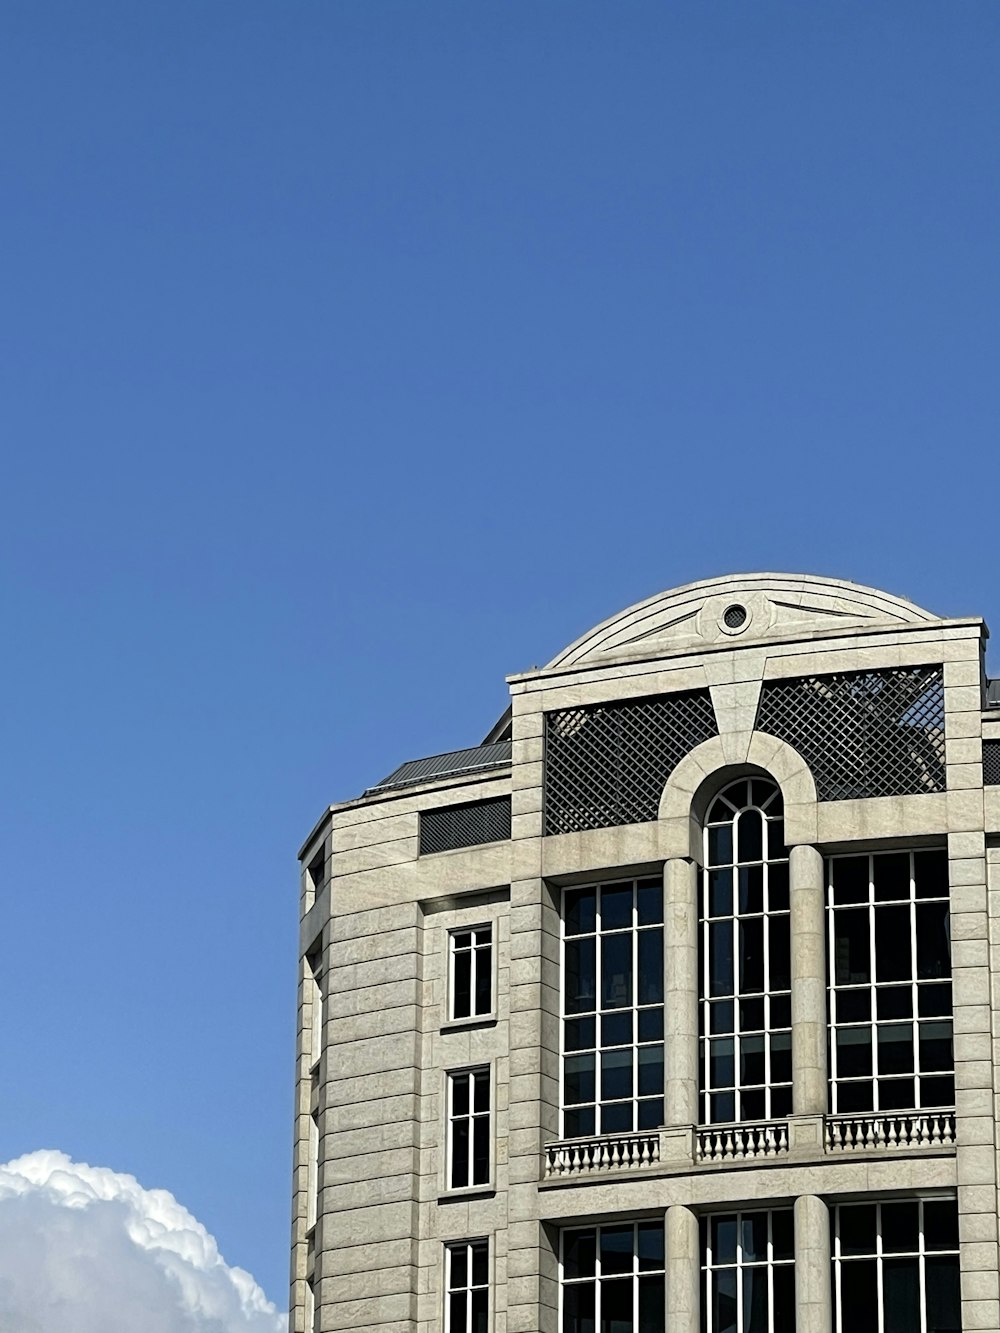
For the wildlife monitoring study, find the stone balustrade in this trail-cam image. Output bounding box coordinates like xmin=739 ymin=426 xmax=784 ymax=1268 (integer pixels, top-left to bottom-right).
xmin=695 ymin=1119 xmax=790 ymax=1163
xmin=544 ymin=1132 xmax=661 ymax=1178
xmin=825 ymin=1110 xmax=956 ymax=1152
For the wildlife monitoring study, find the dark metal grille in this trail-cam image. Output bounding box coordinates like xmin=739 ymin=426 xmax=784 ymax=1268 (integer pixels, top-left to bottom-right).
xmin=419 ymin=797 xmax=511 ymax=855
xmin=544 ymin=690 xmax=718 ymax=834
xmin=756 ymin=665 xmax=946 ymax=801
xmin=984 ymin=740 xmax=1000 ymax=786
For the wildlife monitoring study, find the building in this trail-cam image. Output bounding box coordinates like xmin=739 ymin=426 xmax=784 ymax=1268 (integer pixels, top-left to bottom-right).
xmin=289 ymin=572 xmax=1000 ymax=1333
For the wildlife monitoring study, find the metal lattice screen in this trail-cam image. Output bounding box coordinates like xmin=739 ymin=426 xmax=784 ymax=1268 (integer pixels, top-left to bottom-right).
xmin=984 ymin=740 xmax=1000 ymax=787
xmin=756 ymin=665 xmax=946 ymax=801
xmin=419 ymin=797 xmax=511 ymax=855
xmin=544 ymin=690 xmax=718 ymax=834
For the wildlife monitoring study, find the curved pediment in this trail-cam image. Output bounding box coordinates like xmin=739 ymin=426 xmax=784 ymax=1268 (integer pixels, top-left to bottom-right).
xmin=548 ymin=573 xmax=937 ymax=668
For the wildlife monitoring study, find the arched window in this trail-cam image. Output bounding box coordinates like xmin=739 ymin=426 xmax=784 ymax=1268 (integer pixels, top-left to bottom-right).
xmin=700 ymin=778 xmax=791 ymax=1124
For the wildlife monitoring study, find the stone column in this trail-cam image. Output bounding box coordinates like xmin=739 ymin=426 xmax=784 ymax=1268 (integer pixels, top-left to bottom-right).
xmin=666 ymin=1204 xmax=700 ymax=1333
xmin=794 ymin=1195 xmax=832 ymax=1333
xmin=663 ymin=857 xmax=699 ymax=1129
xmin=789 ymin=844 xmax=827 ymax=1117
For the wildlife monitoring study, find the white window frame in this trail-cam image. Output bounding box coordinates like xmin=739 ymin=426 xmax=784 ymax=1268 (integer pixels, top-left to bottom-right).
xmin=446 ymin=1066 xmax=492 ymax=1191
xmin=445 ymin=1238 xmax=490 ymax=1333
xmin=449 ymin=924 xmax=494 ymax=1022
xmin=558 ymin=1219 xmax=666 ymax=1332
xmin=701 ymin=1208 xmax=795 ymax=1333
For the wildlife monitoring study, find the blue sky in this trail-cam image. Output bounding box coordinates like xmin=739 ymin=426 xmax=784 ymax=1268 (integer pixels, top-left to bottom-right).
xmin=0 ymin=0 xmax=998 ymax=1315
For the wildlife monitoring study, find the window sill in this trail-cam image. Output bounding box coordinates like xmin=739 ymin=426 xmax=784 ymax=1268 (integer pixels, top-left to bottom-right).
xmin=438 ymin=1186 xmax=496 ymax=1204
xmin=440 ymin=1016 xmax=498 ymax=1034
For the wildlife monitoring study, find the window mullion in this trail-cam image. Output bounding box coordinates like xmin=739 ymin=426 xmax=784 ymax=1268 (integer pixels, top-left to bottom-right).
xmin=869 ymin=856 xmax=879 ymax=1113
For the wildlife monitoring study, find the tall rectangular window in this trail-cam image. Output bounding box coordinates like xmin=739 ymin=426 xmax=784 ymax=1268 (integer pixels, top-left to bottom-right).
xmin=829 ymin=849 xmax=953 ymax=1114
xmin=832 ymin=1199 xmax=960 ymax=1333
xmin=561 ymin=1220 xmax=664 ymax=1333
xmin=701 ymin=1209 xmax=795 ymax=1333
xmin=446 ymin=1240 xmax=489 ymax=1333
xmin=562 ymin=877 xmax=664 ymax=1137
xmin=448 ymin=1068 xmax=491 ymax=1189
xmin=451 ymin=926 xmax=493 ymax=1020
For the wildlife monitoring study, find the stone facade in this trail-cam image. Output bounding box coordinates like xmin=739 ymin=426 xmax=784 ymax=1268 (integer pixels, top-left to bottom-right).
xmin=290 ymin=573 xmax=1000 ymax=1333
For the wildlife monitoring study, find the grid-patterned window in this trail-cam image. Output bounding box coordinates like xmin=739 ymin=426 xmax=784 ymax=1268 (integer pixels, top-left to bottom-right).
xmin=829 ymin=850 xmax=953 ymax=1114
xmin=701 ymin=1210 xmax=795 ymax=1333
xmin=446 ymin=1240 xmax=489 ymax=1333
xmin=561 ymin=1221 xmax=665 ymax=1333
xmin=562 ymin=877 xmax=664 ymax=1137
xmin=450 ymin=926 xmax=493 ymax=1020
xmin=447 ymin=1068 xmax=491 ymax=1189
xmin=832 ymin=1199 xmax=960 ymax=1333
xmin=700 ymin=779 xmax=791 ymax=1124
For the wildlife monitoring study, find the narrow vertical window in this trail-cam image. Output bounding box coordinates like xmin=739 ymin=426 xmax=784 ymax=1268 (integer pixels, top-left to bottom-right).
xmin=561 ymin=1220 xmax=664 ymax=1333
xmin=700 ymin=779 xmax=791 ymax=1124
xmin=448 ymin=1068 xmax=491 ymax=1189
xmin=701 ymin=1209 xmax=795 ymax=1333
xmin=451 ymin=926 xmax=493 ymax=1020
xmin=446 ymin=1240 xmax=489 ymax=1333
xmin=832 ymin=1198 xmax=960 ymax=1333
xmin=829 ymin=849 xmax=953 ymax=1114
xmin=561 ymin=877 xmax=664 ymax=1137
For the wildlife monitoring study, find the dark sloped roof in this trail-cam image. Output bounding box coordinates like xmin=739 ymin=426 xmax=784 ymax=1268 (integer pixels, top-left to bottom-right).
xmin=368 ymin=742 xmax=513 ymax=794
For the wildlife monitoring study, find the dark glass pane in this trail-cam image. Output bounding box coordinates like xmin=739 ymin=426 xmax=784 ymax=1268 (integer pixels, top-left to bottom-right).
xmin=712 ymin=1268 xmax=738 ymax=1333
xmin=638 ymin=1007 xmax=664 ymax=1043
xmin=708 ymin=824 xmax=733 ymax=867
xmin=877 ymin=987 xmax=911 ymax=1020
xmin=767 ymin=818 xmax=786 ymax=861
xmin=471 ymin=1289 xmax=488 ymax=1333
xmin=740 ymin=1212 xmax=768 ymax=1262
xmin=472 ymin=1116 xmax=490 ymax=1183
xmin=833 ymin=857 xmax=869 ymax=905
xmin=879 ymin=1077 xmax=915 ymax=1110
xmin=600 ymin=1226 xmax=634 ymax=1275
xmin=711 ymin=1001 xmax=735 ymax=1034
xmin=740 ymin=1034 xmax=765 ymax=1087
xmin=601 ymin=885 xmax=633 ymax=932
xmin=474 ymin=925 xmax=491 ymax=947
xmin=454 ymin=951 xmax=472 ymax=1018
xmin=742 ymin=1088 xmax=765 ymax=1119
xmin=563 ymin=1281 xmax=596 ymax=1333
xmin=838 ymin=1259 xmax=878 ymax=1333
xmin=771 ymin=1210 xmax=794 ymax=1260
xmin=603 ymin=1011 xmax=632 ymax=1047
xmin=769 ymin=915 xmax=791 ymax=991
xmin=770 ymin=1085 xmax=792 ymax=1116
xmin=451 ymin=1119 xmax=469 ymax=1187
xmin=836 ymin=1080 xmax=873 ymax=1112
xmin=740 ymin=918 xmax=765 ymax=994
xmin=637 ymin=1097 xmax=663 ymax=1129
xmin=471 ymin=1242 xmax=488 ymax=1287
xmin=740 ymin=997 xmax=765 ymax=1032
xmin=743 ymin=1264 xmax=769 ymax=1333
xmin=923 ymin=1202 xmax=959 ymax=1252
xmin=875 ymin=906 xmax=912 ymax=982
xmin=638 ymin=930 xmax=664 ymax=1005
xmin=873 ymin=852 xmax=911 ymax=902
xmin=565 ymin=887 xmax=596 ymax=937
xmin=638 ymin=1275 xmax=664 ymax=1333
xmin=882 ymin=1257 xmax=920 ymax=1333
xmin=454 ymin=931 xmax=472 ymax=951
xmin=601 ymin=1101 xmax=633 ymax=1132
xmin=602 ymin=934 xmax=633 ymax=1009
xmin=834 ymin=910 xmax=871 ymax=985
xmin=772 ymin=1265 xmax=795 ymax=1332
xmin=601 ymin=1278 xmax=632 ymax=1333
xmin=768 ymin=862 xmax=789 ymax=912
xmin=770 ymin=993 xmax=791 ymax=1029
xmin=474 ymin=955 xmax=491 ymax=1015
xmin=564 ymin=1053 xmax=596 ymax=1105
xmin=709 ymin=922 xmax=734 ymax=997
xmin=711 ymin=1092 xmax=736 ymax=1122
xmin=925 ymin=1256 xmax=961 ymax=1333
xmin=710 ymin=1038 xmax=735 ymax=1090
xmin=449 ymin=1292 xmax=467 ymax=1333
xmin=638 ymin=1046 xmax=664 ymax=1096
xmin=836 ymin=1027 xmax=873 ymax=1078
xmin=914 ymin=849 xmax=949 ymax=900
xmin=450 ymin=1245 xmax=468 ymax=1289
xmin=739 ymin=810 xmax=763 ymax=862
xmin=919 ymin=1021 xmax=953 ymax=1073
xmin=708 ymin=794 xmax=736 ymax=822
xmin=709 ymin=869 xmax=733 ymax=918
xmin=563 ymin=1105 xmax=595 ymax=1138
xmin=920 ymin=1076 xmax=954 ymax=1108
xmin=878 ymin=1024 xmax=914 ymax=1075
xmin=738 ymin=866 xmax=764 ymax=914
xmin=881 ymin=1202 xmax=919 ymax=1254
xmin=566 ymin=937 xmax=597 ymax=1014
xmin=452 ymin=1075 xmax=470 ymax=1116
xmin=601 ymin=1049 xmax=632 ymax=1100
xmin=837 ymin=989 xmax=871 ymax=1022
xmin=565 ymin=1017 xmax=597 ymax=1052
xmin=917 ymin=902 xmax=951 ymax=980
xmin=770 ymin=1031 xmax=792 ymax=1084
xmin=711 ymin=1214 xmax=738 ymax=1264
xmin=474 ymin=1073 xmax=489 ymax=1112
xmin=838 ymin=1204 xmax=877 ymax=1256
xmin=637 ymin=1222 xmax=664 ymax=1271
xmin=918 ymin=983 xmax=952 ymax=1018
xmin=637 ymin=880 xmax=663 ymax=926
xmin=751 ymin=780 xmax=774 ymax=808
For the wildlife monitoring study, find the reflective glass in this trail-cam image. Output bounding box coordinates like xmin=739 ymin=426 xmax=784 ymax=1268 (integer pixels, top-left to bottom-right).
xmin=565 ymin=887 xmax=596 ymax=937
xmin=601 ymin=885 xmax=633 ymax=931
xmin=601 ymin=933 xmax=632 ymax=1009
xmin=600 ymin=1227 xmax=633 ymax=1275
xmin=637 ymin=880 xmax=663 ymax=925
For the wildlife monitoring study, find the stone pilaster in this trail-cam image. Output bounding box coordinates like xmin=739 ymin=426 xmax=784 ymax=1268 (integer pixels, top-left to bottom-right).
xmin=794 ymin=1194 xmax=832 ymax=1333
xmin=665 ymin=1204 xmax=700 ymax=1333
xmin=664 ymin=857 xmax=700 ymax=1131
xmin=789 ymin=844 xmax=827 ymax=1118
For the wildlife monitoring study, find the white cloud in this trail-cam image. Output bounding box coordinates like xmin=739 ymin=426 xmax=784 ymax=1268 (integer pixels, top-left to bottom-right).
xmin=0 ymin=1150 xmax=285 ymax=1333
